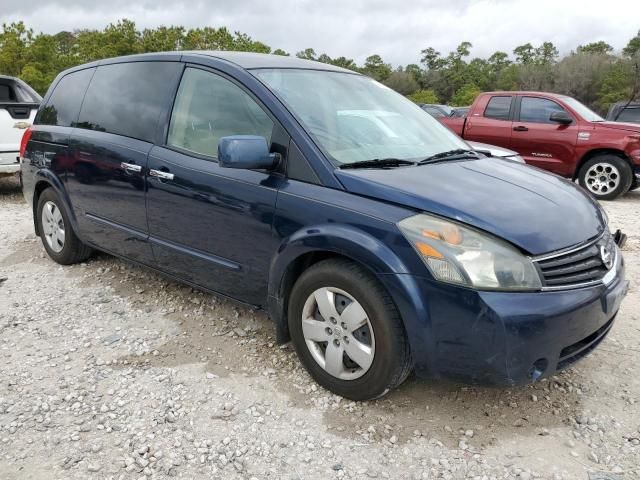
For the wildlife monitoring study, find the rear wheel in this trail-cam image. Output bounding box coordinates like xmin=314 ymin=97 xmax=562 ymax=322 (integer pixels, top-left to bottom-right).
xmin=37 ymin=188 xmax=92 ymax=264
xmin=288 ymin=259 xmax=412 ymax=400
xmin=578 ymin=155 xmax=632 ymax=200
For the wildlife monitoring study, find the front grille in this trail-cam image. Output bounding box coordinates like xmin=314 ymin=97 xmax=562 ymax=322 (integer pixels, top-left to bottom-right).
xmin=534 ymin=231 xmax=616 ymax=289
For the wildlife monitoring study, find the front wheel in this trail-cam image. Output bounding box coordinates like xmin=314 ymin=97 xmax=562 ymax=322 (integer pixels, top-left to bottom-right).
xmin=578 ymin=155 xmax=632 ymax=200
xmin=288 ymin=259 xmax=412 ymax=401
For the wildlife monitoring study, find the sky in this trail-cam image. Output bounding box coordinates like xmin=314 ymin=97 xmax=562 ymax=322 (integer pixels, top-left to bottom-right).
xmin=2 ymin=0 xmax=639 ymax=66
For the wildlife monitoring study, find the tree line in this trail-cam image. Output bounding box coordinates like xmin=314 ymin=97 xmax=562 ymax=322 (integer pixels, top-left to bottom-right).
xmin=1 ymin=20 xmax=639 ymax=113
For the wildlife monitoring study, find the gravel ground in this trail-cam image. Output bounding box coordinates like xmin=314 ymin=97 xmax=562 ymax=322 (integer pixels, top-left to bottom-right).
xmin=0 ymin=173 xmax=639 ymax=480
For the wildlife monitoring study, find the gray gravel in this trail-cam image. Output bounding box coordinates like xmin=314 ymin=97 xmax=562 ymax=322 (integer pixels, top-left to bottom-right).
xmin=1 ymin=174 xmax=639 ymax=480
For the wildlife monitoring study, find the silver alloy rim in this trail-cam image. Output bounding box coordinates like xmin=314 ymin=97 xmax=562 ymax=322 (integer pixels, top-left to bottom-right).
xmin=301 ymin=287 xmax=375 ymax=380
xmin=41 ymin=201 xmax=65 ymax=253
xmin=585 ymin=162 xmax=620 ymax=195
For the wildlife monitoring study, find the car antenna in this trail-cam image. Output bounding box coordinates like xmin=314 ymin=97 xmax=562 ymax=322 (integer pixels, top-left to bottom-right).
xmin=614 ymin=60 xmax=639 ymax=121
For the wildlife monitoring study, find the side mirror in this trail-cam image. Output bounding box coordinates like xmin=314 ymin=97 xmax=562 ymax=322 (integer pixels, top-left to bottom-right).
xmin=218 ymin=135 xmax=278 ymax=170
xmin=549 ymin=111 xmax=573 ymax=125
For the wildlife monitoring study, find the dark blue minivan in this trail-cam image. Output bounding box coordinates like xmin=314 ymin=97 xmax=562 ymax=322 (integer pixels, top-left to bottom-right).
xmin=21 ymin=52 xmax=628 ymax=400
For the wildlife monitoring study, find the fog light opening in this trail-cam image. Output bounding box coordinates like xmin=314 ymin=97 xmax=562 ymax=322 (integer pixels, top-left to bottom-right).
xmin=528 ymin=358 xmax=548 ymax=381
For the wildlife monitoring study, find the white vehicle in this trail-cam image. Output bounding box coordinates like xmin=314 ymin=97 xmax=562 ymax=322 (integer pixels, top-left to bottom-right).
xmin=1 ymin=76 xmax=41 ymax=179
xmin=467 ymin=141 xmax=525 ymax=163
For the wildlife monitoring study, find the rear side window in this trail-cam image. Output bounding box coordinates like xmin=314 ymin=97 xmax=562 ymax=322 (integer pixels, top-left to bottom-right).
xmin=77 ymin=62 xmax=182 ymax=143
xmin=519 ymin=97 xmax=568 ymax=123
xmin=167 ymin=68 xmax=274 ymax=158
xmin=37 ymin=68 xmax=94 ymax=126
xmin=484 ymin=96 xmax=512 ymax=120
xmin=618 ymin=108 xmax=640 ymax=123
xmin=0 ymin=83 xmax=17 ymax=102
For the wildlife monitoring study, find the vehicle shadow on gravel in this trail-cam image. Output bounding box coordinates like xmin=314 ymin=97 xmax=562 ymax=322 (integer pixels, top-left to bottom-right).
xmin=60 ymin=251 xmax=587 ymax=452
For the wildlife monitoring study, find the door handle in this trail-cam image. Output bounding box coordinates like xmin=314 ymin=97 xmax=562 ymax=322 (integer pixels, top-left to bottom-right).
xmin=513 ymin=126 xmax=529 ymax=132
xmin=149 ymin=169 xmax=175 ymax=181
xmin=120 ymin=162 xmax=142 ymax=173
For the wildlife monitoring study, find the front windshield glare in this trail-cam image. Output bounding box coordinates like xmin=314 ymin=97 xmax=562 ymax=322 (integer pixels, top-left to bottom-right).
xmin=561 ymin=96 xmax=603 ymax=122
xmin=253 ymin=69 xmax=468 ymax=165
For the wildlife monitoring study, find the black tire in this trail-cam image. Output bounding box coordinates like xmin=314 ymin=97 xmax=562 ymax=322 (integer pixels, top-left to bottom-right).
xmin=578 ymin=155 xmax=632 ymax=200
xmin=36 ymin=188 xmax=92 ymax=265
xmin=288 ymin=258 xmax=412 ymax=401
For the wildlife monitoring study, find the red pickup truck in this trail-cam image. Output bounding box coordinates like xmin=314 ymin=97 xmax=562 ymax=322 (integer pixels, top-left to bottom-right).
xmin=440 ymin=91 xmax=640 ymax=200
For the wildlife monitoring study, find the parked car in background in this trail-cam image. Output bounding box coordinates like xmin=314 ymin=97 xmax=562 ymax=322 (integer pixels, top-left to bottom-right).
xmin=606 ymin=101 xmax=640 ymax=124
xmin=468 ymin=141 xmax=524 ymax=163
xmin=419 ymin=103 xmax=454 ymax=118
xmin=450 ymin=106 xmax=469 ymax=118
xmin=21 ymin=52 xmax=627 ymax=400
xmin=1 ymin=75 xmax=41 ymax=180
xmin=440 ymin=91 xmax=640 ymax=200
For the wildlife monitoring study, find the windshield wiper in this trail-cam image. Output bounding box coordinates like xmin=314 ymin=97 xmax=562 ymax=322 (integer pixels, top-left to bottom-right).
xmin=339 ymin=158 xmax=417 ymax=169
xmin=418 ymin=149 xmax=480 ymax=165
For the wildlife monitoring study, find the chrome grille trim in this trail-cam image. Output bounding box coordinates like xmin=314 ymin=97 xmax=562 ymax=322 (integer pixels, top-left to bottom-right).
xmin=531 ymin=230 xmax=617 ymax=291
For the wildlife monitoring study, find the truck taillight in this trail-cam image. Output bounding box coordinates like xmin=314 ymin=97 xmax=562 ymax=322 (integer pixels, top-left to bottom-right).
xmin=19 ymin=126 xmax=32 ymax=160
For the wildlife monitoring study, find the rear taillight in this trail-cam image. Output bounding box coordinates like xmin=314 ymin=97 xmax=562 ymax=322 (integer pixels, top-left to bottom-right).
xmin=19 ymin=126 xmax=32 ymax=159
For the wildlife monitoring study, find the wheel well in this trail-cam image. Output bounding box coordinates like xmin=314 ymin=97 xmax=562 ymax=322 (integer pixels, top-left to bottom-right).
xmin=275 ymin=251 xmax=374 ymax=343
xmin=32 ymin=180 xmax=51 ymax=236
xmin=574 ymin=149 xmax=631 ymax=179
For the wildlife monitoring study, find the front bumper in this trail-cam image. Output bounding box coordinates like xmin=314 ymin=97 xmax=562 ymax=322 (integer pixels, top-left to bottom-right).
xmin=392 ymin=247 xmax=628 ymax=386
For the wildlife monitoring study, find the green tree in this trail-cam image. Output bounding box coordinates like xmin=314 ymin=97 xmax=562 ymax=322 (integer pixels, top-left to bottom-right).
xmin=362 ymin=54 xmax=391 ymax=81
xmin=420 ymin=47 xmax=445 ymax=70
xmin=623 ymin=30 xmax=640 ymax=57
xmin=407 ymin=89 xmax=438 ymax=104
xmin=296 ymin=48 xmax=317 ymax=60
xmin=0 ymin=22 xmax=33 ymax=76
xmin=383 ymin=71 xmax=419 ymax=95
xmin=451 ymin=83 xmax=480 ymax=106
xmin=272 ymin=48 xmax=289 ymax=56
xmin=140 ymin=26 xmax=185 ymax=52
xmin=577 ymin=41 xmax=613 ymax=55
xmin=514 ymin=43 xmax=535 ymax=64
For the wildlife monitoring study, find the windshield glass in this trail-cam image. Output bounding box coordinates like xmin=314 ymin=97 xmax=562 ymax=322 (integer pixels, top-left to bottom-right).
xmin=253 ymin=69 xmax=468 ymax=165
xmin=560 ymin=96 xmax=603 ymax=122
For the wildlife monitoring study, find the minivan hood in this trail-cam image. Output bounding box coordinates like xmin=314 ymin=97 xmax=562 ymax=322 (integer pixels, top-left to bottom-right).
xmin=336 ymin=158 xmax=605 ymax=256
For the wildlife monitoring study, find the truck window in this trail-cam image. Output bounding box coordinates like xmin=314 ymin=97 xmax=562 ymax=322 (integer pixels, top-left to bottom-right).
xmin=484 ymin=96 xmax=512 ymax=120
xmin=520 ymin=97 xmax=568 ymax=124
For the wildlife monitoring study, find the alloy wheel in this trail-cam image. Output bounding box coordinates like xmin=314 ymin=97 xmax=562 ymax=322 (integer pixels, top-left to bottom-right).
xmin=585 ymin=162 xmax=620 ymax=195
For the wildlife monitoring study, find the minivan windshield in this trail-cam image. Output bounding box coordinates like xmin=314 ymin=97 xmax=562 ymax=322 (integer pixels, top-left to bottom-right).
xmin=560 ymin=96 xmax=603 ymax=122
xmin=253 ymin=69 xmax=468 ymax=165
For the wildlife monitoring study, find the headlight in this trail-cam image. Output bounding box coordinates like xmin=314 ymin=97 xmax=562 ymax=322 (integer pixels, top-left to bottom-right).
xmin=398 ymin=214 xmax=542 ymax=290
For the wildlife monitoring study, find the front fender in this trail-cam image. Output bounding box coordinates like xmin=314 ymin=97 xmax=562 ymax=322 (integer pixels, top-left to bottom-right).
xmin=266 ymin=224 xmax=434 ymax=361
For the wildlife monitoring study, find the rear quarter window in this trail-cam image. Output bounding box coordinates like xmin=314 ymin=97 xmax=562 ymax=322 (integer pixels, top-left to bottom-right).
xmin=77 ymin=62 xmax=182 ymax=143
xmin=484 ymin=96 xmax=512 ymax=121
xmin=37 ymin=68 xmax=95 ymax=127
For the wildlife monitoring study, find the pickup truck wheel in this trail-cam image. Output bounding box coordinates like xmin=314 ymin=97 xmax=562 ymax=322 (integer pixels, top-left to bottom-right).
xmin=37 ymin=188 xmax=92 ymax=265
xmin=578 ymin=155 xmax=632 ymax=200
xmin=288 ymin=259 xmax=412 ymax=401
